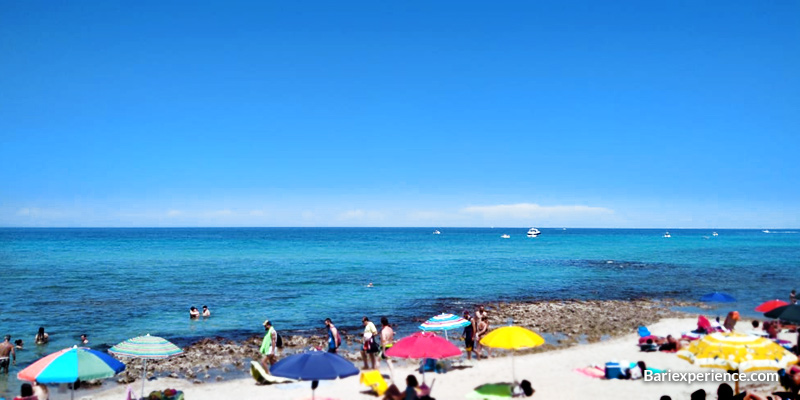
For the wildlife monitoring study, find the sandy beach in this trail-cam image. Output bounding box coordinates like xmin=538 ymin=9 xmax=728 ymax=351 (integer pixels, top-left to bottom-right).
xmin=80 ymin=316 xmax=797 ymax=400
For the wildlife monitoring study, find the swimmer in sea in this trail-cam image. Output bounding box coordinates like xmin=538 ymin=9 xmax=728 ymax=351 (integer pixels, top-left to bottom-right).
xmin=367 ymin=282 xmax=374 ymax=288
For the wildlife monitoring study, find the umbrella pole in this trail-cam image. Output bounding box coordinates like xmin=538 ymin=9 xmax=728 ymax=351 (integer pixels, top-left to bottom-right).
xmin=142 ymin=358 xmax=147 ymax=399
xmin=512 ymin=351 xmax=516 ymax=382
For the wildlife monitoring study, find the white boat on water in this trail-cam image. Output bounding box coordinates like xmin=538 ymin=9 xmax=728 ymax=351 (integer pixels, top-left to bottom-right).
xmin=527 ymin=228 xmax=541 ymax=237
xmin=501 ymin=234 xmax=510 ymax=239
xmin=663 ymin=232 xmax=671 ymax=238
xmin=762 ymin=230 xmax=770 ymax=233
xmin=712 ymin=232 xmax=719 ymax=236
xmin=433 ymin=230 xmax=441 ymax=235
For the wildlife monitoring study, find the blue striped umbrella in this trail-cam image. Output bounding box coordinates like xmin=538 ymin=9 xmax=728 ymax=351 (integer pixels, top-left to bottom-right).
xmin=420 ymin=313 xmax=472 ymax=339
xmin=109 ymin=334 xmax=183 ymax=397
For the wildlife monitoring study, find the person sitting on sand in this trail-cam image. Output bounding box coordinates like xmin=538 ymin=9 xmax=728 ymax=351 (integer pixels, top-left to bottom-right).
xmin=403 ymin=375 xmax=419 ymax=400
xmin=34 ymin=327 xmax=48 ymax=344
xmin=723 ymin=311 xmax=740 ymax=332
xmin=626 ymin=361 xmax=646 ymax=380
xmin=202 ymin=305 xmax=210 ymax=317
xmin=33 ymin=381 xmax=48 ymax=400
xmin=748 ymin=320 xmax=767 ymax=337
xmin=690 ymin=389 xmax=706 ymax=400
xmin=717 ymin=383 xmax=734 ymax=400
xmin=13 ymin=383 xmax=37 ymax=400
xmin=512 ymin=380 xmax=535 ymax=397
xmin=658 ymin=335 xmax=681 ymax=351
xmin=189 ymin=306 xmax=200 ymax=318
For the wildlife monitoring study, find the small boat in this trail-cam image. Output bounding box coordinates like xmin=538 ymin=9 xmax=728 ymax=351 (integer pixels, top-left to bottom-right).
xmin=527 ymin=228 xmax=541 ymax=238
xmin=663 ymin=232 xmax=671 ymax=238
xmin=762 ymin=230 xmax=770 ymax=233
xmin=433 ymin=230 xmax=441 ymax=235
xmin=712 ymin=232 xmax=719 ymax=236
xmin=501 ymin=234 xmax=510 ymax=239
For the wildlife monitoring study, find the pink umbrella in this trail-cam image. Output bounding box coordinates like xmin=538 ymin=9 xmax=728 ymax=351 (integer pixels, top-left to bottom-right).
xmin=755 ymin=300 xmax=789 ymax=313
xmin=385 ymin=331 xmax=461 ymax=384
xmin=385 ymin=332 xmax=462 ymax=359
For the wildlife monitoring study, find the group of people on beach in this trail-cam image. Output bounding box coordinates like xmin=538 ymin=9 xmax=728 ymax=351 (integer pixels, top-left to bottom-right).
xmin=462 ymin=304 xmax=492 ymax=360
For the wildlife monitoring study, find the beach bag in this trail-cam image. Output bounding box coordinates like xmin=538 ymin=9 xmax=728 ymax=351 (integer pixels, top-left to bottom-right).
xmin=364 ymin=335 xmax=379 ymax=353
xmin=276 ymin=333 xmax=283 ymax=348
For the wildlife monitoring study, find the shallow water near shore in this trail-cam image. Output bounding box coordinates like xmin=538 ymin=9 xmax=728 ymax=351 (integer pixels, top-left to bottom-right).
xmin=1 ymin=227 xmax=798 ymax=396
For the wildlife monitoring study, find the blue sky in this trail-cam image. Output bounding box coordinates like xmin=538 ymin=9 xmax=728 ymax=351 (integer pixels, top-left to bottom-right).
xmin=1 ymin=1 xmax=798 ymax=228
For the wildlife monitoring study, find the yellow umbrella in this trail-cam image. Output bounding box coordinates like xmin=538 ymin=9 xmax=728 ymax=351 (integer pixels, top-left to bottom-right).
xmin=480 ymin=326 xmax=545 ymax=381
xmin=677 ymin=332 xmax=798 ymax=393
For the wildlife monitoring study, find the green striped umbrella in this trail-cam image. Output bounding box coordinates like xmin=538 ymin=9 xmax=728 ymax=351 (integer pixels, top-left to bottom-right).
xmin=109 ymin=334 xmax=183 ymax=397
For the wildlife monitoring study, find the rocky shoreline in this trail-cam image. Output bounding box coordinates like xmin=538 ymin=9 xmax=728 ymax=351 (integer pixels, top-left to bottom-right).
xmin=113 ymin=298 xmax=707 ymax=385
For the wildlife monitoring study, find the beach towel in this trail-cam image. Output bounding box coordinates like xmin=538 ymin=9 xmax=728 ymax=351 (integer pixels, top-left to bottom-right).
xmin=574 ymin=366 xmax=605 ymax=379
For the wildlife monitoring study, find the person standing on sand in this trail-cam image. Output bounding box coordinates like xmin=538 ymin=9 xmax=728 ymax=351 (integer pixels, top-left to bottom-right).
xmin=380 ymin=317 xmax=395 ymax=376
xmin=260 ymin=320 xmax=278 ymax=373
xmin=476 ymin=305 xmax=493 ymax=357
xmin=462 ymin=310 xmax=477 ymax=360
xmin=324 ymin=318 xmax=340 ymax=353
xmin=1 ymin=335 xmax=16 ymax=374
xmin=475 ymin=317 xmax=489 ymax=359
xmin=361 ymin=317 xmax=379 ymax=370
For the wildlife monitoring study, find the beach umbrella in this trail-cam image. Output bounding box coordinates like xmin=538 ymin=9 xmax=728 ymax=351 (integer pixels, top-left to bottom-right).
xmin=700 ymin=292 xmax=737 ymax=303
xmin=270 ymin=350 xmax=359 ymax=400
xmin=764 ymin=304 xmax=800 ymax=324
xmin=385 ymin=331 xmax=462 ymax=359
xmin=386 ymin=331 xmax=461 ymax=383
xmin=419 ymin=313 xmax=472 ymax=339
xmin=480 ymin=326 xmax=545 ymax=382
xmin=677 ymin=332 xmax=798 ymax=393
xmin=18 ymin=346 xmax=126 ymax=400
xmin=109 ymin=334 xmax=183 ymax=398
xmin=755 ymin=300 xmax=789 ymax=313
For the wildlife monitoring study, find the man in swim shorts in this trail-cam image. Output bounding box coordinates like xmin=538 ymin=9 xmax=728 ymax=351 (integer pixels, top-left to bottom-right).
xmin=0 ymin=335 xmax=16 ymax=374
xmin=462 ymin=310 xmax=477 ymax=360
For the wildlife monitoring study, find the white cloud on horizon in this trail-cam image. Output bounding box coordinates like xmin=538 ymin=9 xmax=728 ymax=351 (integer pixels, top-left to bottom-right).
xmin=337 ymin=209 xmax=385 ymax=222
xmin=460 ymin=203 xmax=614 ymax=225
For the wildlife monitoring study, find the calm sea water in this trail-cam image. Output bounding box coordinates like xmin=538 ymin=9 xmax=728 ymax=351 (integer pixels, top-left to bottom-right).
xmin=1 ymin=228 xmax=798 ymax=394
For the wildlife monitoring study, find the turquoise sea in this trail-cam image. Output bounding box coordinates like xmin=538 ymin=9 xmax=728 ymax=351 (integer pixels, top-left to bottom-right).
xmin=1 ymin=228 xmax=799 ymax=395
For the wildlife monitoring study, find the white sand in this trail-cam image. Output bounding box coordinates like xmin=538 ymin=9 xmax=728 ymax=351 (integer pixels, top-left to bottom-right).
xmin=83 ymin=317 xmax=797 ymax=400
